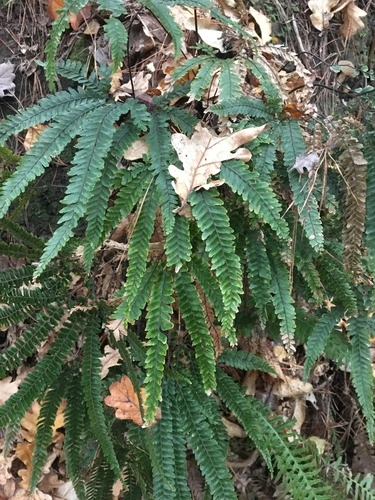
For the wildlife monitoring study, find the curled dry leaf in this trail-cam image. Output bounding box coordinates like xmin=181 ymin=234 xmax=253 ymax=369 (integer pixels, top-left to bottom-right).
xmin=105 ymin=375 xmax=161 ymax=426
xmin=99 ymin=345 xmax=122 ymax=379
xmin=169 ymin=122 xmax=267 ymax=210
xmin=340 ymin=0 xmax=367 ymax=39
xmin=308 ymin=0 xmax=339 ymax=30
xmin=24 ymin=125 xmax=48 ymax=152
xmin=0 ymin=62 xmax=16 ymax=97
xmin=308 ymin=0 xmax=366 ymax=38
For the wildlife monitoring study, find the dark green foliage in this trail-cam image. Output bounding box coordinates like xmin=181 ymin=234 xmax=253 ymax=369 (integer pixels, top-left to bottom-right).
xmin=218 ymin=348 xmax=275 ymax=374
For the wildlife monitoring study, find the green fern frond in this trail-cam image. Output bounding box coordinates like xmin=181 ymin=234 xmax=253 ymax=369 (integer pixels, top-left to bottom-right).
xmin=190 ymin=256 xmax=225 ymax=321
xmin=98 ymin=0 xmax=127 ymax=16
xmin=82 ymin=313 xmax=121 ymax=477
xmin=36 ymin=104 xmax=124 ymax=276
xmin=328 ymin=456 xmax=375 ymax=500
xmin=347 ymin=316 xmax=375 ymax=441
xmin=317 ymin=252 xmax=358 ymax=316
xmin=45 ymin=0 xmax=89 ymax=87
xmin=295 ymin=248 xmax=324 ymax=306
xmin=83 ymin=121 xmax=141 ymax=269
xmin=30 ymin=378 xmax=64 ymax=492
xmin=217 ymin=60 xmax=241 ymax=101
xmin=0 ymin=88 xmax=102 ymax=145
xmin=85 ymin=452 xmax=116 ymax=500
xmin=245 ymin=59 xmax=282 ymax=113
xmin=303 ymin=311 xmax=341 ymax=380
xmin=190 ymin=59 xmax=221 ymax=101
xmin=221 ymin=160 xmax=289 ymax=239
xmin=0 ymin=310 xmax=83 ymax=428
xmin=281 ymin=119 xmax=306 ymax=168
xmin=269 ymin=252 xmax=296 ymax=353
xmin=171 ymin=55 xmax=213 ymax=82
xmin=147 ymin=112 xmax=178 ymax=234
xmin=163 ymin=107 xmax=199 ymax=135
xmin=253 ymin=135 xmax=277 ymax=180
xmin=175 ymin=379 xmax=237 ymax=500
xmin=0 ymin=242 xmax=40 ymax=260
xmin=0 ymin=265 xmax=35 ymax=295
xmin=104 ymin=17 xmax=128 ymax=72
xmin=190 ymin=189 xmax=242 ymax=337
xmin=246 ymin=230 xmax=272 ymax=325
xmin=365 ymin=130 xmax=375 ymax=275
xmin=0 ymin=218 xmax=44 ymax=250
xmin=123 ymin=185 xmax=158 ymax=322
xmin=210 ymin=96 xmax=270 ymax=119
xmin=0 ymin=305 xmax=64 ymax=377
xmin=55 ymin=60 xmax=102 ymax=92
xmin=174 ymin=269 xmax=216 ymax=392
xmin=218 ymin=348 xmax=276 ymax=374
xmin=151 ymin=382 xmax=176 ymax=499
xmin=163 ymin=0 xmax=212 ymax=6
xmin=165 ymin=216 xmax=192 ymax=269
xmin=64 ymin=368 xmax=86 ymax=500
xmin=144 ymin=268 xmax=174 ymax=424
xmin=0 ymin=104 xmax=102 ymax=219
xmin=140 ymin=0 xmax=183 ymax=56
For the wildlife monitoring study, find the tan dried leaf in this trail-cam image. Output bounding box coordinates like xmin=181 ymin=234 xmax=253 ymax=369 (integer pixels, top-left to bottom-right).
xmin=104 ymin=375 xmax=144 ymax=426
xmin=308 ymin=0 xmax=340 ymax=30
xmin=24 ymin=124 xmax=48 ymax=152
xmin=0 ymin=376 xmax=21 ymax=404
xmin=123 ymin=136 xmax=149 ymax=160
xmin=249 ymin=7 xmax=272 ymax=45
xmin=222 ymin=416 xmax=246 ymax=437
xmin=169 ymin=122 xmax=266 ymax=208
xmin=340 ymin=0 xmax=366 ymax=38
xmin=273 ymin=376 xmax=313 ymax=399
xmin=83 ymin=18 xmax=100 ymax=35
xmin=100 ymin=345 xmax=122 ymax=379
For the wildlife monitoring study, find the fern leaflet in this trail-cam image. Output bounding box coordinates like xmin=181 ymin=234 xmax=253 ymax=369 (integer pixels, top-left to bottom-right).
xmin=104 ymin=17 xmax=128 ymax=72
xmin=218 ymin=348 xmax=275 ymax=374
xmin=165 ymin=215 xmax=192 ymax=270
xmin=210 ymin=96 xmax=270 ymax=119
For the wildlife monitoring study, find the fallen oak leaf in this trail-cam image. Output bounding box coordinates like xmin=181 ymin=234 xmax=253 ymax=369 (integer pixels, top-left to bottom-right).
xmin=168 ymin=122 xmax=267 ymax=210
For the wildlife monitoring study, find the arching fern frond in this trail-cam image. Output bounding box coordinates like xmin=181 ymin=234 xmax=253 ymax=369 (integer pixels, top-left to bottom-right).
xmin=0 ymin=265 xmax=35 ymax=295
xmin=347 ymin=316 xmax=374 ymax=441
xmin=221 ymin=160 xmax=289 ymax=239
xmin=175 ymin=379 xmax=237 ymax=500
xmin=281 ymin=119 xmax=306 ymax=169
xmin=190 ymin=189 xmax=242 ymax=337
xmin=0 ymin=310 xmax=84 ymax=428
xmin=218 ymin=348 xmax=276 ymax=374
xmin=0 ymin=218 xmax=44 ymax=250
xmin=303 ymin=310 xmax=341 ymax=380
xmin=36 ymin=104 xmax=124 ymax=276
xmin=30 ymin=379 xmax=64 ymax=492
xmin=217 ymin=59 xmax=241 ymax=100
xmin=103 ymin=17 xmax=128 ymax=73
xmin=55 ymin=60 xmax=102 ymax=92
xmin=364 ymin=130 xmax=375 ymax=275
xmin=174 ymin=268 xmax=216 ymax=393
xmin=82 ymin=313 xmax=121 ymax=477
xmin=98 ymin=0 xmax=127 ymax=17
xmin=210 ymin=96 xmax=270 ymax=119
xmin=123 ymin=185 xmax=158 ymax=323
xmin=165 ymin=215 xmax=192 ymax=270
xmin=144 ymin=268 xmax=174 ymax=425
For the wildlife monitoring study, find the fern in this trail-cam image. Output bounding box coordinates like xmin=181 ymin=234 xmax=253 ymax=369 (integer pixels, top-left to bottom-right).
xmin=347 ymin=316 xmax=375 ymax=441
xmin=64 ymin=368 xmax=86 ymax=500
xmin=0 ymin=241 xmax=40 ymax=260
xmin=216 ymin=58 xmax=242 ymax=101
xmin=253 ymin=134 xmax=277 ymax=180
xmin=82 ymin=313 xmax=122 ymax=477
xmin=55 ymin=60 xmax=102 ymax=92
xmin=174 ymin=269 xmax=216 ymax=392
xmin=0 ymin=310 xmax=83 ymax=428
xmin=364 ymin=130 xmax=375 ymax=275
xmin=216 ymin=369 xmax=332 ymax=499
xmin=0 ymin=104 xmax=103 ymax=219
xmin=245 ymin=58 xmax=282 ymax=113
xmin=0 ymin=265 xmax=35 ymax=294
xmin=104 ymin=17 xmax=128 ymax=73
xmin=122 ymin=185 xmax=158 ymax=322
xmin=328 ymin=456 xmax=375 ymax=500
xmin=210 ymin=96 xmax=270 ymax=119
xmin=190 ymin=189 xmax=242 ymax=337
xmin=144 ymin=268 xmax=174 ymax=424
xmin=303 ymin=310 xmax=342 ymax=380
xmin=151 ymin=382 xmax=176 ymax=499
xmin=218 ymin=348 xmax=276 ymax=374
xmin=98 ymin=0 xmax=127 ymax=17
xmin=147 ymin=112 xmax=178 ymax=234
xmin=175 ymin=379 xmax=237 ymax=500
xmin=30 ymin=378 xmax=64 ymax=492
xmin=85 ymin=452 xmax=116 ymax=500
xmin=140 ymin=0 xmax=183 ymax=57
xmin=0 ymin=218 xmax=44 ymax=250
xmin=165 ymin=215 xmax=192 ymax=270
xmin=281 ymin=119 xmax=306 ymax=169
xmin=246 ymin=230 xmax=272 ymax=325
xmin=221 ymin=160 xmax=289 ymax=239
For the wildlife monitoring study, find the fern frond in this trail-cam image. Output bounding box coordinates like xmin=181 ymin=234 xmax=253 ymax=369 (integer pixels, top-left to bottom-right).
xmin=64 ymin=368 xmax=86 ymax=500
xmin=269 ymin=252 xmax=296 ymax=353
xmin=165 ymin=215 xmax=192 ymax=270
xmin=163 ymin=0 xmax=212 ymax=6
xmin=0 ymin=242 xmax=40 ymax=260
xmin=144 ymin=268 xmax=174 ymax=424
xmin=218 ymin=348 xmax=276 ymax=374
xmin=123 ymin=185 xmax=158 ymax=322
xmin=253 ymin=136 xmax=277 ymax=180
xmin=0 ymin=265 xmax=35 ymax=295
xmin=140 ymin=0 xmax=183 ymax=56
xmin=82 ymin=313 xmax=121 ymax=477
xmin=85 ymin=452 xmax=115 ymax=500
xmin=217 ymin=60 xmax=241 ymax=101
xmin=163 ymin=106 xmax=199 ymax=135
xmin=36 ymin=104 xmax=123 ymax=275
xmin=216 ymin=369 xmax=332 ymax=499
xmin=45 ymin=0 xmax=89 ymax=87
xmin=175 ymin=379 xmax=237 ymax=500
xmin=347 ymin=316 xmax=375 ymax=441
xmin=0 ymin=104 xmax=102 ymax=219
xmin=55 ymin=60 xmax=102 ymax=92
xmin=246 ymin=230 xmax=272 ymax=325
xmin=0 ymin=305 xmax=64 ymax=377
xmin=295 ymin=247 xmax=324 ymax=306
xmin=190 ymin=59 xmax=221 ymax=101
xmin=210 ymin=96 xmax=269 ymax=119
xmin=0 ymin=88 xmax=102 ymax=144
xmin=30 ymin=379 xmax=64 ymax=492
xmin=221 ymin=160 xmax=289 ymax=239
xmin=83 ymin=121 xmax=141 ymax=269
xmin=281 ymin=119 xmax=306 ymax=168
xmin=147 ymin=112 xmax=178 ymax=234
xmin=171 ymin=55 xmax=213 ymax=82
xmin=174 ymin=269 xmax=216 ymax=392
xmin=190 ymin=189 xmax=242 ymax=337
xmin=245 ymin=58 xmax=282 ymax=113
xmin=98 ymin=0 xmax=127 ymax=16
xmin=0 ymin=310 xmax=83 ymax=428
xmin=303 ymin=311 xmax=341 ymax=380
xmin=104 ymin=17 xmax=128 ymax=72
xmin=151 ymin=382 xmax=176 ymax=499
xmin=364 ymin=130 xmax=375 ymax=275
xmin=0 ymin=218 xmax=44 ymax=250
xmin=328 ymin=456 xmax=375 ymax=500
